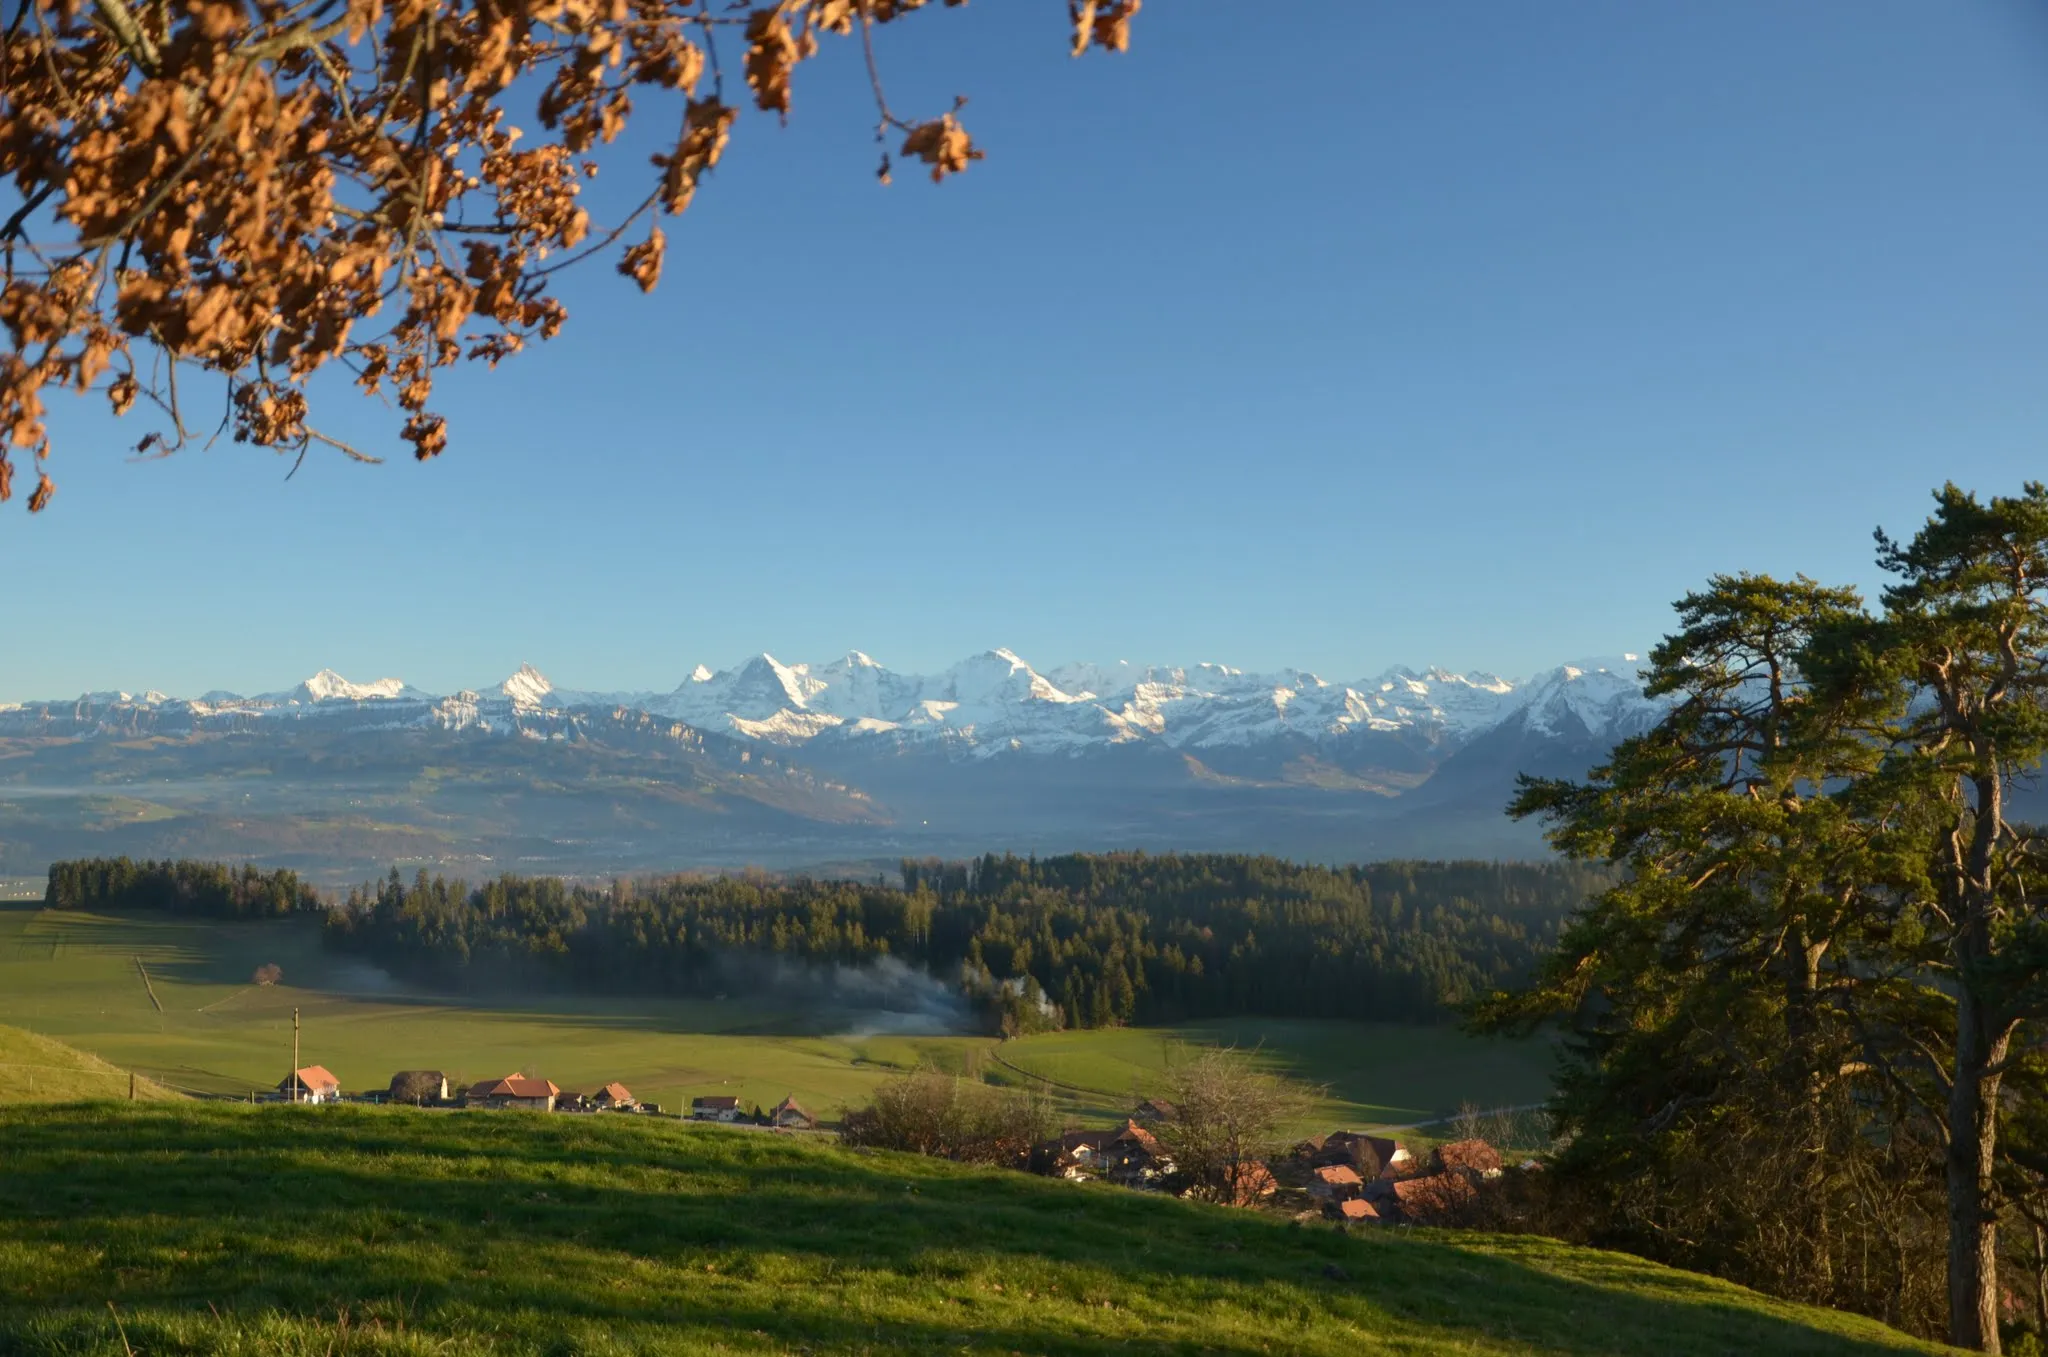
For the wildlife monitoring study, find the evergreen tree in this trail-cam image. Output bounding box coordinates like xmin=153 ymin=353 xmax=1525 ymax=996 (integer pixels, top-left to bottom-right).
xmin=1804 ymin=482 xmax=2048 ymax=1352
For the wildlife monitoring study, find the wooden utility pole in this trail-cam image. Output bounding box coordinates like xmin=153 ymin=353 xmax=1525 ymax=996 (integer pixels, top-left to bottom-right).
xmin=291 ymin=1007 xmax=300 ymax=1104
xmin=128 ymin=1071 xmax=135 ymax=1101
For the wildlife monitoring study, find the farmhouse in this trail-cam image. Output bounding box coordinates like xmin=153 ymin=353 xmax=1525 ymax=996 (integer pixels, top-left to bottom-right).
xmin=691 ymin=1095 xmax=742 ymax=1122
xmin=1327 ymin=1197 xmax=1380 ymax=1223
xmin=1131 ymin=1098 xmax=1176 ymax=1124
xmin=1298 ymin=1130 xmax=1410 ymax=1179
xmin=278 ymin=1065 xmax=341 ymax=1104
xmin=468 ymin=1074 xmax=559 ymax=1111
xmin=1357 ymin=1136 xmax=1505 ymax=1224
xmin=592 ymin=1082 xmax=636 ymax=1111
xmin=1030 ymin=1129 xmax=1110 ymax=1180
xmin=1431 ymin=1138 xmax=1505 ymax=1180
xmin=1219 ymin=1159 xmax=1277 ymax=1207
xmin=1098 ymin=1120 xmax=1173 ymax=1187
xmin=769 ymin=1095 xmax=815 ymax=1130
xmin=1308 ymin=1163 xmax=1363 ymax=1201
xmin=1381 ymin=1170 xmax=1479 ymax=1224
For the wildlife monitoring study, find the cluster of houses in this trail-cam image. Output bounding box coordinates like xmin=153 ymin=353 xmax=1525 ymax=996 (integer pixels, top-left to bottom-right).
xmin=1027 ymin=1098 xmax=1508 ymax=1224
xmin=272 ymin=1065 xmax=817 ymax=1129
xmin=1028 ymin=1099 xmax=1186 ymax=1189
xmin=1296 ymin=1129 xmax=1506 ymax=1225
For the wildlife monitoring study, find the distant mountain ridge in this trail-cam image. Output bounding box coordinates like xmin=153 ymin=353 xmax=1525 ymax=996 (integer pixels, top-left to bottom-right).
xmin=0 ymin=649 xmax=1666 ymax=876
xmin=0 ymin=648 xmax=1660 ymax=758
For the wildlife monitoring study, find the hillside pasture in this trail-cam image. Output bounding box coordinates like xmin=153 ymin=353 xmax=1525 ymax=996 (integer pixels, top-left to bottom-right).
xmin=0 ymin=1024 xmax=181 ymax=1104
xmin=0 ymin=1103 xmax=1948 ymax=1356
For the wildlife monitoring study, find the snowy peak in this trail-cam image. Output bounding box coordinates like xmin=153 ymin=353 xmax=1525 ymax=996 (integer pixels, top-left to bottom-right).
xmin=498 ymin=663 xmax=554 ymax=709
xmin=292 ymin=670 xmax=413 ymax=703
xmin=1508 ymin=655 xmax=1653 ymax=739
xmin=937 ymin=650 xmax=1088 ymax=708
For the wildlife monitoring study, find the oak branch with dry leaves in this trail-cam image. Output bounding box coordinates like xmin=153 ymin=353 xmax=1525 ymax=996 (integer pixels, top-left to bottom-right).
xmin=0 ymin=0 xmax=1137 ymax=513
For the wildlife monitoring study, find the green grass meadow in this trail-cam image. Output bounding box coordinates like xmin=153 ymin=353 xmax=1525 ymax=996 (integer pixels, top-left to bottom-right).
xmin=0 ymin=1103 xmax=1951 ymax=1356
xmin=0 ymin=1024 xmax=183 ymax=1103
xmin=0 ymin=902 xmax=1554 ymax=1130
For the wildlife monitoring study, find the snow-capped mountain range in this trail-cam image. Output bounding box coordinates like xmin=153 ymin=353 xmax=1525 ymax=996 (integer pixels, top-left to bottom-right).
xmin=0 ymin=649 xmax=1680 ymax=876
xmin=0 ymin=649 xmax=1660 ymax=757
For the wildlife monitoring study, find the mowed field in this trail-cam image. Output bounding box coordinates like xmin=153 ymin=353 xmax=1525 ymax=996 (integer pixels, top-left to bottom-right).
xmin=0 ymin=902 xmax=1554 ymax=1131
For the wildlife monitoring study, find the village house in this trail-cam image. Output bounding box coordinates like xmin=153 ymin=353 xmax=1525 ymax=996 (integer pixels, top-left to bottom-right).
xmin=1380 ymin=1171 xmax=1478 ymax=1224
xmin=1219 ymin=1159 xmax=1277 ymax=1207
xmin=1327 ymin=1197 xmax=1380 ymax=1224
xmin=1431 ymin=1138 xmax=1505 ymax=1181
xmin=1131 ymin=1098 xmax=1176 ymax=1125
xmin=1098 ymin=1120 xmax=1173 ymax=1187
xmin=1298 ymin=1131 xmax=1410 ymax=1180
xmin=592 ymin=1082 xmax=637 ymax=1111
xmin=691 ymin=1095 xmax=743 ymax=1122
xmin=1358 ymin=1136 xmax=1504 ymax=1224
xmin=769 ymin=1095 xmax=815 ymax=1130
xmin=1308 ymin=1163 xmax=1364 ymax=1201
xmin=467 ymin=1074 xmax=560 ymax=1111
xmin=278 ymin=1065 xmax=341 ymax=1104
xmin=1030 ymin=1129 xmax=1110 ymax=1180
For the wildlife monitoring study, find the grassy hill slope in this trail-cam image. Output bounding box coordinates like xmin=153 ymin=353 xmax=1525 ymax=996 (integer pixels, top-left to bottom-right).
xmin=0 ymin=1024 xmax=181 ymax=1103
xmin=0 ymin=1104 xmax=1947 ymax=1356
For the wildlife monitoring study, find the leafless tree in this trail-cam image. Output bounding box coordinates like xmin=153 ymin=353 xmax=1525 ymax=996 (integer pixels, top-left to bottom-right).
xmin=1153 ymin=1046 xmax=1319 ymax=1205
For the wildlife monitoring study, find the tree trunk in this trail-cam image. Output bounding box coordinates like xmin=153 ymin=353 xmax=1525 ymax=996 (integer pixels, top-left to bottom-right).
xmin=1947 ymin=982 xmax=2007 ymax=1353
xmin=2033 ymin=1221 xmax=2046 ymax=1339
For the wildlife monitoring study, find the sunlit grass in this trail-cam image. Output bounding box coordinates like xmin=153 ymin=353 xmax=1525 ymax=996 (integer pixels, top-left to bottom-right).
xmin=0 ymin=1103 xmax=1950 ymax=1356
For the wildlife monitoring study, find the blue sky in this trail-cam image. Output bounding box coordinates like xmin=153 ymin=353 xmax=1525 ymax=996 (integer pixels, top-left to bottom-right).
xmin=5 ymin=0 xmax=2047 ymax=701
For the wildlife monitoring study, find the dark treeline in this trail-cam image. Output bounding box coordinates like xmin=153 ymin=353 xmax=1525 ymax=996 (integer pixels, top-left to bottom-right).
xmin=43 ymin=857 xmax=321 ymax=918
xmin=315 ymin=853 xmax=1603 ymax=1028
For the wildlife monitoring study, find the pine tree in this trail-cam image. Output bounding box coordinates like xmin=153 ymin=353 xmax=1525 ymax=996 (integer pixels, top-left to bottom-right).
xmin=1805 ymin=482 xmax=2048 ymax=1353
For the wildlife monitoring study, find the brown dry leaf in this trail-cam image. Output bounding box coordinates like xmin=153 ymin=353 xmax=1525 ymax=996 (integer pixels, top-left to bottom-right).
xmin=26 ymin=473 xmax=54 ymax=513
xmin=619 ymin=226 xmax=665 ymax=293
xmin=1069 ymin=0 xmax=1098 ymax=57
xmin=403 ymin=413 xmax=448 ymax=460
xmin=744 ymin=8 xmax=801 ymax=119
xmin=901 ymin=114 xmax=983 ymax=182
xmin=1092 ymin=0 xmax=1138 ymax=54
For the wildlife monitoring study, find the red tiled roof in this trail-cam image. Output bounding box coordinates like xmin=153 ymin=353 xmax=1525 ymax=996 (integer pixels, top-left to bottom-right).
xmin=598 ymin=1082 xmax=634 ymax=1103
xmin=476 ymin=1073 xmax=557 ymax=1099
xmin=281 ymin=1065 xmax=339 ymax=1093
xmin=1433 ymin=1139 xmax=1504 ymax=1177
xmin=1334 ymin=1198 xmax=1379 ymax=1221
xmin=772 ymin=1096 xmax=810 ymax=1117
xmin=1108 ymin=1119 xmax=1162 ymax=1154
xmin=1390 ymin=1172 xmax=1478 ymax=1222
xmin=1313 ymin=1164 xmax=1362 ymax=1187
xmin=1224 ymin=1160 xmax=1277 ymax=1205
